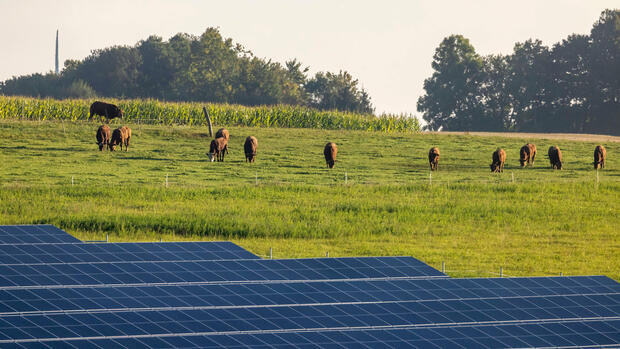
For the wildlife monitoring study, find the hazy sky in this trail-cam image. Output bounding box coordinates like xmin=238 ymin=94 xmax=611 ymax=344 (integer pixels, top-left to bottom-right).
xmin=0 ymin=0 xmax=616 ymax=115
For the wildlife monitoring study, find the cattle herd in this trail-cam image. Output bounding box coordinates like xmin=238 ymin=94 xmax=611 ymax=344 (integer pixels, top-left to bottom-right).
xmin=90 ymin=102 xmax=608 ymax=171
xmin=428 ymin=144 xmax=607 ymax=173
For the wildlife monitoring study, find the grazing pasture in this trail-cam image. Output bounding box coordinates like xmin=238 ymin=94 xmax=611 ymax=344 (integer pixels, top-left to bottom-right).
xmin=0 ymin=119 xmax=618 ymax=279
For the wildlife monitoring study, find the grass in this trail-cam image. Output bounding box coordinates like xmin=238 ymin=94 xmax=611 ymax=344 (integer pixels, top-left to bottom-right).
xmin=0 ymin=119 xmax=618 ymax=279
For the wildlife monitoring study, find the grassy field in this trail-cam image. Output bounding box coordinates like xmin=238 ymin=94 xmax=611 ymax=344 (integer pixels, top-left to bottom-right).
xmin=1 ymin=119 xmax=618 ymax=279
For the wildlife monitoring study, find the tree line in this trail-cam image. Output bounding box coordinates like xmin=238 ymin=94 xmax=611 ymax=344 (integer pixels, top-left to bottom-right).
xmin=0 ymin=28 xmax=373 ymax=114
xmin=418 ymin=9 xmax=619 ymax=135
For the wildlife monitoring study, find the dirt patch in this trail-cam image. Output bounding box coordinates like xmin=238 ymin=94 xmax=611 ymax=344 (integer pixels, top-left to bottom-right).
xmin=426 ymin=131 xmax=620 ymax=143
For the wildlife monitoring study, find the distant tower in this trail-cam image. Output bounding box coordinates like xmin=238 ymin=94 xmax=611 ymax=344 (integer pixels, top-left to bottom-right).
xmin=55 ymin=30 xmax=59 ymax=74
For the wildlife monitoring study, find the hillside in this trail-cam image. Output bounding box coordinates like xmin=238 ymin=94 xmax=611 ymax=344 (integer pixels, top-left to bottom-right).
xmin=0 ymin=119 xmax=618 ymax=279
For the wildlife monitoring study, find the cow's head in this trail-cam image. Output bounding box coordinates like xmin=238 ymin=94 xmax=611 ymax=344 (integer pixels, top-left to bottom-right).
xmin=594 ymin=161 xmax=601 ymax=170
xmin=208 ymin=152 xmax=215 ymax=162
xmin=97 ymin=142 xmax=104 ymax=151
xmin=490 ymin=163 xmax=498 ymax=172
xmin=109 ymin=142 xmax=117 ymax=151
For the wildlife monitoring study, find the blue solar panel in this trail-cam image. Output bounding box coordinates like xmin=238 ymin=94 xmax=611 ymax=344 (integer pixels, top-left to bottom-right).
xmin=0 ymin=293 xmax=617 ymax=341
xmin=0 ymin=276 xmax=615 ymax=315
xmin=6 ymin=319 xmax=620 ymax=348
xmin=0 ymin=226 xmax=616 ymax=347
xmin=0 ymin=241 xmax=259 ymax=264
xmin=0 ymin=257 xmax=446 ymax=288
xmin=0 ymin=225 xmax=80 ymax=244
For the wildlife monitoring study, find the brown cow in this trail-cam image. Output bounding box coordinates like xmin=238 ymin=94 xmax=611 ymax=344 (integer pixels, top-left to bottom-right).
xmin=428 ymin=147 xmax=440 ymax=171
xmin=519 ymin=143 xmax=537 ymax=167
xmin=594 ymin=145 xmax=606 ymax=170
xmin=120 ymin=126 xmax=131 ymax=151
xmin=548 ymin=146 xmax=562 ymax=170
xmin=109 ymin=126 xmax=131 ymax=151
xmin=96 ymin=125 xmax=111 ymax=151
xmin=490 ymin=148 xmax=506 ymax=173
xmin=324 ymin=142 xmax=337 ymax=168
xmin=208 ymin=137 xmax=228 ymax=162
xmin=215 ymin=128 xmax=229 ymax=155
xmin=244 ymin=136 xmax=258 ymax=163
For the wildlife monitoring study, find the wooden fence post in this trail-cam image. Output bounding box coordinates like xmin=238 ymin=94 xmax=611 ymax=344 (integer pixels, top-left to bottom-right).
xmin=203 ymin=107 xmax=213 ymax=137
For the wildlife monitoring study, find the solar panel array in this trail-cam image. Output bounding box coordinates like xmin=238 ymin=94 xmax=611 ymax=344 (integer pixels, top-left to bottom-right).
xmin=0 ymin=241 xmax=259 ymax=264
xmin=0 ymin=225 xmax=618 ymax=348
xmin=0 ymin=225 xmax=81 ymax=244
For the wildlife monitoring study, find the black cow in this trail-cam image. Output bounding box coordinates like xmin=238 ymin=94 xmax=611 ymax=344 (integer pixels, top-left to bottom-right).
xmin=89 ymin=101 xmax=123 ymax=121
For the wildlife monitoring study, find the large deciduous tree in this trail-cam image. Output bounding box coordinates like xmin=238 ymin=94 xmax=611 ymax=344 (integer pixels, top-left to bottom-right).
xmin=417 ymin=35 xmax=485 ymax=131
xmin=305 ymin=71 xmax=374 ymax=114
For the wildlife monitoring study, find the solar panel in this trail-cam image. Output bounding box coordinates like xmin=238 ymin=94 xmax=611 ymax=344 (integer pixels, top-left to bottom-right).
xmin=0 ymin=275 xmax=616 ymax=315
xmin=10 ymin=319 xmax=618 ymax=348
xmin=0 ymin=225 xmax=80 ymax=244
xmin=0 ymin=241 xmax=260 ymax=264
xmin=0 ymin=226 xmax=616 ymax=347
xmin=0 ymin=257 xmax=447 ymax=288
xmin=0 ymin=293 xmax=617 ymax=341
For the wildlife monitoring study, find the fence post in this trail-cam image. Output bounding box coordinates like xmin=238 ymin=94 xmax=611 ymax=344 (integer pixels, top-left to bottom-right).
xmin=442 ymin=261 xmax=445 ymax=274
xmin=429 ymin=172 xmax=432 ymax=185
xmin=326 ymin=251 xmax=329 ymax=258
xmin=500 ymin=266 xmax=503 ymax=278
xmin=106 ymin=234 xmax=109 ymax=243
xmin=269 ymin=247 xmax=272 ymax=259
xmin=511 ymin=172 xmax=515 ymax=183
xmin=203 ymin=107 xmax=213 ymax=137
xmin=345 ymin=172 xmax=348 ymax=184
xmin=71 ymin=176 xmax=74 ymax=186
xmin=165 ymin=174 xmax=169 ymax=188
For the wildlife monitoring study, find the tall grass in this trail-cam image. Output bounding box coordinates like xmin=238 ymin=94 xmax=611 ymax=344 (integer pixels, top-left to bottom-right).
xmin=0 ymin=96 xmax=420 ymax=132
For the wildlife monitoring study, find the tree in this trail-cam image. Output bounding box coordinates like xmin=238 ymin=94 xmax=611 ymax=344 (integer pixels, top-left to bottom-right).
xmin=480 ymin=54 xmax=512 ymax=130
xmin=305 ymin=71 xmax=373 ymax=113
xmin=137 ymin=35 xmax=174 ymax=99
xmin=550 ymin=34 xmax=592 ymax=132
xmin=505 ymin=39 xmax=553 ymax=131
xmin=587 ymin=9 xmax=620 ymax=134
xmin=417 ymin=35 xmax=485 ymax=131
xmin=74 ymin=46 xmax=142 ymax=98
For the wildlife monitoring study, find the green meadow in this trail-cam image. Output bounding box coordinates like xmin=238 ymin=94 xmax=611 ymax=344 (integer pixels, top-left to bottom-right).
xmin=1 ymin=119 xmax=618 ymax=279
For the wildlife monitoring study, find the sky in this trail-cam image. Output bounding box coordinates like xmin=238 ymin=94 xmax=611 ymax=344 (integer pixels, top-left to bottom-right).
xmin=0 ymin=0 xmax=617 ymax=115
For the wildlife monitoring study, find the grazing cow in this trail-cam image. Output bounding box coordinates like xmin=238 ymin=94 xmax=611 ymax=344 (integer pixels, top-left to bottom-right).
xmin=519 ymin=143 xmax=537 ymax=167
xmin=96 ymin=125 xmax=111 ymax=151
xmin=428 ymin=147 xmax=440 ymax=171
xmin=215 ymin=128 xmax=229 ymax=155
xmin=548 ymin=146 xmax=562 ymax=170
xmin=324 ymin=142 xmax=337 ymax=168
xmin=244 ymin=136 xmax=258 ymax=163
xmin=208 ymin=137 xmax=228 ymax=162
xmin=120 ymin=126 xmax=131 ymax=151
xmin=89 ymin=101 xmax=123 ymax=121
xmin=109 ymin=126 xmax=131 ymax=151
xmin=490 ymin=148 xmax=506 ymax=173
xmin=594 ymin=145 xmax=606 ymax=170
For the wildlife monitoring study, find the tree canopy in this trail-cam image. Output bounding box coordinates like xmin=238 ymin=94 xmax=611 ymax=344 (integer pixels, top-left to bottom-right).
xmin=0 ymin=28 xmax=374 ymax=114
xmin=418 ymin=9 xmax=619 ymax=135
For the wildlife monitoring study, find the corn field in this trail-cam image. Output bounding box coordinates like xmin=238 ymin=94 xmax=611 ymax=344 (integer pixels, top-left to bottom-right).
xmin=0 ymin=96 xmax=420 ymax=132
